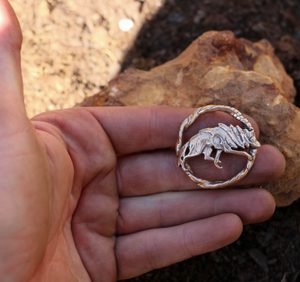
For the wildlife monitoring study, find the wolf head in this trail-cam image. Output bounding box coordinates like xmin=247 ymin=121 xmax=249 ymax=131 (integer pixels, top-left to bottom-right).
xmin=244 ymin=129 xmax=261 ymax=148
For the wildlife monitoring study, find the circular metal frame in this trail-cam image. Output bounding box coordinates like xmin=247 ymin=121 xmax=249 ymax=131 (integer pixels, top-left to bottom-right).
xmin=176 ymin=105 xmax=260 ymax=189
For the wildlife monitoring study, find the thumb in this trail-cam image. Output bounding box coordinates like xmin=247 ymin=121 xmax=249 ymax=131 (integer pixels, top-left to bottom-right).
xmin=0 ymin=0 xmax=26 ymax=122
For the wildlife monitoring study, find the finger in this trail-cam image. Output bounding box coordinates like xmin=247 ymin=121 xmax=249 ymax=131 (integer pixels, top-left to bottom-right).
xmin=117 ymin=144 xmax=285 ymax=196
xmin=116 ymin=214 xmax=243 ymax=280
xmin=0 ymin=0 xmax=23 ymax=100
xmin=117 ymin=188 xmax=275 ymax=234
xmin=0 ymin=1 xmax=26 ymax=125
xmin=87 ymin=106 xmax=259 ymax=156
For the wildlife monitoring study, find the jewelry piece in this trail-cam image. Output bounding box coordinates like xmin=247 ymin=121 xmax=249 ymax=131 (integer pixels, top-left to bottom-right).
xmin=176 ymin=105 xmax=260 ymax=189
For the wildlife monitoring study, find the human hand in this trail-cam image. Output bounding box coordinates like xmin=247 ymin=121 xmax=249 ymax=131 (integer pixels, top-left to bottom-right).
xmin=0 ymin=1 xmax=285 ymax=281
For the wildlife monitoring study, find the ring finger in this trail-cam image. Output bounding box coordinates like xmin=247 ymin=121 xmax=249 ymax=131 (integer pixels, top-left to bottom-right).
xmin=117 ymin=188 xmax=275 ymax=234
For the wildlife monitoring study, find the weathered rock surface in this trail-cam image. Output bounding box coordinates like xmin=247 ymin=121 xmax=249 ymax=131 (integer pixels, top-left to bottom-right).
xmin=81 ymin=31 xmax=300 ymax=206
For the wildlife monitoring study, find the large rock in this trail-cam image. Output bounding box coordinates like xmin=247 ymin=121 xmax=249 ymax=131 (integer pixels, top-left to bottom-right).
xmin=81 ymin=31 xmax=300 ymax=206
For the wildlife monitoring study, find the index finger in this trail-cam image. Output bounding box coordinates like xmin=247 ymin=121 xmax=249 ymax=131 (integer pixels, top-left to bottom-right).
xmin=87 ymin=106 xmax=259 ymax=156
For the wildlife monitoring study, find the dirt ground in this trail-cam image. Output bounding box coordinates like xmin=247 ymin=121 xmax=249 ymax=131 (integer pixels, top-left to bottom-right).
xmin=10 ymin=0 xmax=162 ymax=117
xmin=10 ymin=0 xmax=300 ymax=281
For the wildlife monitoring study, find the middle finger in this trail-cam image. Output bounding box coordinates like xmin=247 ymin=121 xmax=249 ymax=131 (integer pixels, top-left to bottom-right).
xmin=117 ymin=145 xmax=285 ymax=197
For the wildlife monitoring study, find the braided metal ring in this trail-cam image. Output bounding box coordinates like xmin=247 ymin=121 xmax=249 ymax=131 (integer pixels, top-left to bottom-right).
xmin=176 ymin=105 xmax=260 ymax=189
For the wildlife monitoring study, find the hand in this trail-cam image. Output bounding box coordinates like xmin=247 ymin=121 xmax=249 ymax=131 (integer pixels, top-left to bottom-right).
xmin=0 ymin=2 xmax=285 ymax=281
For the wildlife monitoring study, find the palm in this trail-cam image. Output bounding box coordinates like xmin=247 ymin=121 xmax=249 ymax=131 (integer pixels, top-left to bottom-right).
xmin=0 ymin=2 xmax=286 ymax=282
xmin=30 ymin=109 xmax=119 ymax=281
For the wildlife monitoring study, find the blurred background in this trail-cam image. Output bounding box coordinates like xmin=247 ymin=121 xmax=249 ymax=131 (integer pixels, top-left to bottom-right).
xmin=10 ymin=0 xmax=300 ymax=281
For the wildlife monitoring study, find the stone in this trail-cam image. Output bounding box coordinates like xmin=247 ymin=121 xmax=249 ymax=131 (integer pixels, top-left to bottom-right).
xmin=81 ymin=31 xmax=300 ymax=206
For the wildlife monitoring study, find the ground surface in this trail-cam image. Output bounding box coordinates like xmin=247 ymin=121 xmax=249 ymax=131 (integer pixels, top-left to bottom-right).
xmin=10 ymin=0 xmax=300 ymax=281
xmin=11 ymin=0 xmax=162 ymax=117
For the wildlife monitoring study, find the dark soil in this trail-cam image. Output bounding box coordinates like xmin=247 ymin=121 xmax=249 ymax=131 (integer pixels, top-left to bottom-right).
xmin=125 ymin=1 xmax=300 ymax=281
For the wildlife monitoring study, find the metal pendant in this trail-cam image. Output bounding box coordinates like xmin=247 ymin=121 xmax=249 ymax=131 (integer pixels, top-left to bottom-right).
xmin=176 ymin=105 xmax=260 ymax=189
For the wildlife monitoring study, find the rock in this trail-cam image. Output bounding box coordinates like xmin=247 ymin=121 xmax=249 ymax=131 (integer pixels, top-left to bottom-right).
xmin=81 ymin=31 xmax=300 ymax=206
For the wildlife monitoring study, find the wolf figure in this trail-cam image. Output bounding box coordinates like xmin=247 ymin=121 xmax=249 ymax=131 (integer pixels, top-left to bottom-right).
xmin=178 ymin=123 xmax=260 ymax=169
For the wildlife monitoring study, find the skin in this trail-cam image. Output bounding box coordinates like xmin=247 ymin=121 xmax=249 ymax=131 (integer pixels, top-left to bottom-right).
xmin=0 ymin=1 xmax=286 ymax=281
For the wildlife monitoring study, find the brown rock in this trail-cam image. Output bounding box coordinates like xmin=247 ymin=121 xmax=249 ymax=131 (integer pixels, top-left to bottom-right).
xmin=81 ymin=31 xmax=300 ymax=206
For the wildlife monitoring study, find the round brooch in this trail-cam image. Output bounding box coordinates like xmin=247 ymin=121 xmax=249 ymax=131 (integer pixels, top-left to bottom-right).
xmin=176 ymin=105 xmax=260 ymax=189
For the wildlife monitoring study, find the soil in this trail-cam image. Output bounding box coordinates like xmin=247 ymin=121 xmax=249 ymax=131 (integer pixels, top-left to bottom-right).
xmin=10 ymin=0 xmax=162 ymax=117
xmin=10 ymin=0 xmax=300 ymax=281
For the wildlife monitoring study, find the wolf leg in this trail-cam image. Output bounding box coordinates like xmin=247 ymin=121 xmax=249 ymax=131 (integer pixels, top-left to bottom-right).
xmin=203 ymin=146 xmax=214 ymax=162
xmin=214 ymin=150 xmax=223 ymax=169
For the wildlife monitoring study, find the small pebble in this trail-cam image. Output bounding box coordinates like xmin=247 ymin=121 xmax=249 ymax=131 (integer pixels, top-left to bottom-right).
xmin=118 ymin=18 xmax=134 ymax=32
